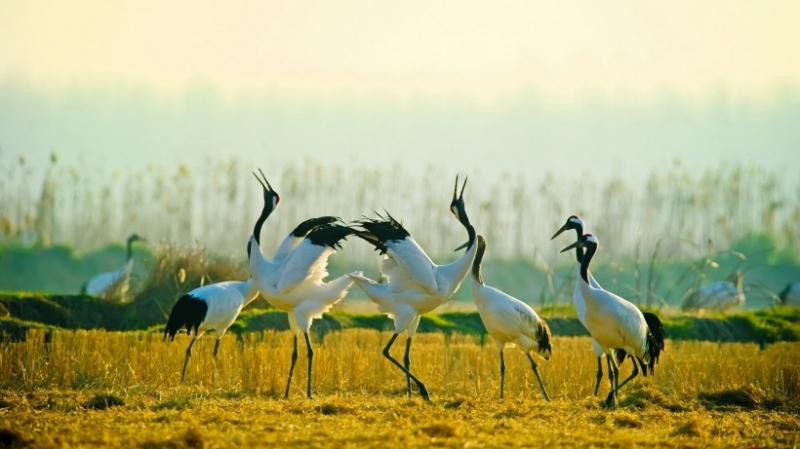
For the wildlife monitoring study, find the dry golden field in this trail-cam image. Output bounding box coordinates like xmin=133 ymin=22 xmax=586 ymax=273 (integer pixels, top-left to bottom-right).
xmin=1 ymin=329 xmax=798 ymax=448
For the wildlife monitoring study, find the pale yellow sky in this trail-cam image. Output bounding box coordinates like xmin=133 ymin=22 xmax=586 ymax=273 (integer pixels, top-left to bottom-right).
xmin=2 ymin=0 xmax=800 ymax=103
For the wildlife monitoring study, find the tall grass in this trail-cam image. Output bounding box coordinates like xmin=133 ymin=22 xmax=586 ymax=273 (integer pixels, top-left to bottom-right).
xmin=1 ymin=155 xmax=798 ymax=267
xmin=2 ymin=329 xmax=797 ymax=403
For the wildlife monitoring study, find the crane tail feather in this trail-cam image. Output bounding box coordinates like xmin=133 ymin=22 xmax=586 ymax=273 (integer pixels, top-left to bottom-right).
xmin=642 ymin=312 xmax=665 ymax=376
xmin=164 ymin=294 xmax=208 ymax=341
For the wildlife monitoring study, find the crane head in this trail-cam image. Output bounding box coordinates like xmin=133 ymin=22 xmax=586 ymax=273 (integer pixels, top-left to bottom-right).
xmin=127 ymin=233 xmax=145 ymax=244
xmin=252 ymin=168 xmax=280 ymax=212
xmin=449 ymin=174 xmax=469 ymax=218
xmin=551 ymin=215 xmax=584 ymax=240
xmin=559 ymin=233 xmax=598 ymax=253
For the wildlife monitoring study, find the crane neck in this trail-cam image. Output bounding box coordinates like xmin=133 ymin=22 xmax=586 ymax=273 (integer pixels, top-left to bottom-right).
xmin=252 ymin=204 xmax=275 ymax=245
xmin=471 ymin=237 xmax=486 ymax=285
xmin=579 ymin=241 xmax=596 ymax=284
xmin=573 ymin=226 xmax=584 ymax=264
xmin=458 ymin=209 xmax=476 ymax=250
xmin=126 ymin=239 xmax=134 ymax=261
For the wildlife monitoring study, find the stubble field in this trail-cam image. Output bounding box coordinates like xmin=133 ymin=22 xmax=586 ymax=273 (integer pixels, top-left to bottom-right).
xmin=1 ymin=329 xmax=798 ymax=448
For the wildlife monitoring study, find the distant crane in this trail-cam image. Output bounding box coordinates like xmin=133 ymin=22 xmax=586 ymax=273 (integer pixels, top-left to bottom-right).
xmin=552 ymin=215 xmax=663 ymax=397
xmin=162 ymin=169 xmax=281 ymax=382
xmin=348 ymin=175 xmax=478 ymax=401
xmin=470 ymin=235 xmax=551 ymax=401
xmin=560 ymin=234 xmax=664 ymax=409
xmin=81 ymin=233 xmax=145 ymax=300
xmin=682 ymin=270 xmax=745 ymax=313
xmin=248 ymin=174 xmax=358 ymax=399
xmin=778 ymin=282 xmax=800 ymax=306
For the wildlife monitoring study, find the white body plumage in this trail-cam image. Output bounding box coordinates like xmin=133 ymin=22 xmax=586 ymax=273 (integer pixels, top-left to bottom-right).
xmin=83 ymin=259 xmax=134 ymax=299
xmin=473 ymin=270 xmax=550 ymax=358
xmin=577 ymin=277 xmax=651 ymax=363
xmin=82 ymin=233 xmax=143 ymax=300
xmin=184 ymin=279 xmax=260 ymax=338
xmin=348 ymin=234 xmax=477 ymax=336
xmin=683 ymin=272 xmax=745 ymax=312
xmin=249 ymin=234 xmax=356 ymax=333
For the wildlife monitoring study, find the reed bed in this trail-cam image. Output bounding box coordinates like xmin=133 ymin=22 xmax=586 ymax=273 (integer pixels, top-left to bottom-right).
xmin=1 ymin=156 xmax=797 ymax=267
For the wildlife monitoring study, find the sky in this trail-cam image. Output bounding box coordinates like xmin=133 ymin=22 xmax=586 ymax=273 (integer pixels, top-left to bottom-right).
xmin=1 ymin=0 xmax=799 ymax=184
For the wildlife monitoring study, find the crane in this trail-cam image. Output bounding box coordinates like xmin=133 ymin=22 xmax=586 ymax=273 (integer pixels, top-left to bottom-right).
xmin=348 ymin=175 xmax=477 ymax=401
xmin=81 ymin=233 xmax=145 ymax=300
xmin=163 ymin=277 xmax=259 ymax=382
xmin=560 ymin=233 xmax=664 ymax=409
xmin=470 ymin=235 xmax=551 ymax=400
xmin=552 ymin=215 xmax=663 ymax=397
xmin=162 ymin=170 xmax=281 ymax=382
xmin=248 ymin=174 xmax=358 ymax=399
xmin=682 ymin=270 xmax=745 ymax=313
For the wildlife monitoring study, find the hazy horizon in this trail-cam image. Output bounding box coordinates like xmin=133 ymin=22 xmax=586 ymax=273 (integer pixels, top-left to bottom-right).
xmin=3 ymin=1 xmax=799 ymax=206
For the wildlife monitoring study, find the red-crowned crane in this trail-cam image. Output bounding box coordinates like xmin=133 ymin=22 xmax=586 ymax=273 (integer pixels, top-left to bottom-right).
xmin=470 ymin=235 xmax=551 ymax=401
xmin=347 ymin=175 xmax=478 ymax=401
xmin=682 ymin=270 xmax=745 ymax=313
xmin=560 ymin=234 xmax=664 ymax=409
xmin=81 ymin=233 xmax=145 ymax=300
xmin=163 ymin=278 xmax=260 ymax=381
xmin=552 ymin=215 xmax=663 ymax=397
xmin=163 ymin=169 xmax=280 ymax=382
xmin=248 ymin=174 xmax=359 ymax=399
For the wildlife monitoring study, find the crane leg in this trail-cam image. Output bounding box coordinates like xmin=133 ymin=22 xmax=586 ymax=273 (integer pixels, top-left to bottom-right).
xmin=211 ymin=339 xmax=221 ymax=383
xmin=499 ymin=349 xmax=505 ymax=399
xmin=304 ymin=332 xmax=314 ymax=399
xmin=284 ymin=335 xmax=299 ymax=399
xmin=604 ymin=356 xmax=618 ymax=409
xmin=526 ymin=353 xmax=550 ymax=402
xmin=383 ymin=333 xmax=429 ymax=401
xmin=181 ymin=337 xmax=198 ymax=382
xmin=605 ymin=356 xmax=640 ymax=405
xmin=404 ymin=337 xmax=412 ymax=398
xmin=593 ymin=356 xmax=604 ymax=396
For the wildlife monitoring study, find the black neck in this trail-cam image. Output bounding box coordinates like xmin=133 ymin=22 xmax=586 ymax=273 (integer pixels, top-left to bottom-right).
xmin=458 ymin=209 xmax=477 ymax=250
xmin=253 ymin=205 xmax=273 ymax=245
xmin=126 ymin=240 xmax=134 ymax=260
xmin=573 ymin=225 xmax=584 ymax=264
xmin=580 ymin=241 xmax=596 ymax=283
xmin=472 ymin=238 xmax=486 ymax=284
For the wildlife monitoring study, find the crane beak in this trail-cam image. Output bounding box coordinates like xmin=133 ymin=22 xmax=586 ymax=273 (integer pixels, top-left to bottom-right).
xmin=252 ymin=168 xmax=273 ymax=193
xmin=551 ymin=223 xmax=571 ymax=240
xmin=454 ymin=241 xmax=469 ymax=252
xmin=459 ymin=175 xmax=468 ymax=199
xmin=560 ymin=240 xmax=582 ymax=253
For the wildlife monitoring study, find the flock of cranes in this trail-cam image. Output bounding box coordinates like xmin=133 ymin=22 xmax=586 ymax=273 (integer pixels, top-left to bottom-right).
xmin=80 ymin=171 xmax=795 ymax=406
xmin=157 ymin=170 xmax=665 ymax=407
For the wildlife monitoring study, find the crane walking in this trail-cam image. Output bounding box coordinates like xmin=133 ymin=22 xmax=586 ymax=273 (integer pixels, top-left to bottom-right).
xmin=470 ymin=235 xmax=551 ymax=400
xmin=560 ymin=234 xmax=664 ymax=408
xmin=552 ymin=215 xmax=663 ymax=397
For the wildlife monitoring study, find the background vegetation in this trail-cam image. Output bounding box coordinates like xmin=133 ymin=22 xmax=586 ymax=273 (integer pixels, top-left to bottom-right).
xmin=1 ymin=157 xmax=799 ymax=312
